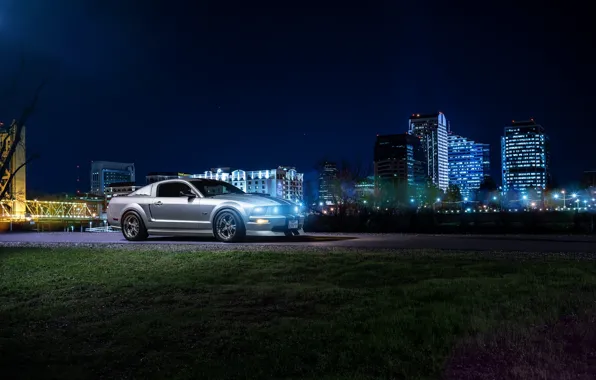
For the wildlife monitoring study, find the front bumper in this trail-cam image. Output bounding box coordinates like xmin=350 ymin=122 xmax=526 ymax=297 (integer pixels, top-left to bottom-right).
xmin=246 ymin=214 xmax=305 ymax=236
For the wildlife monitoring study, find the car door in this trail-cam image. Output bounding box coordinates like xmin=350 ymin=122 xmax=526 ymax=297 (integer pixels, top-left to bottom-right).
xmin=148 ymin=181 xmax=202 ymax=230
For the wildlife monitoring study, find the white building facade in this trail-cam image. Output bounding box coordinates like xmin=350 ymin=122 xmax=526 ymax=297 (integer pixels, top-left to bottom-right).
xmin=190 ymin=166 xmax=304 ymax=203
xmin=408 ymin=112 xmax=450 ymax=191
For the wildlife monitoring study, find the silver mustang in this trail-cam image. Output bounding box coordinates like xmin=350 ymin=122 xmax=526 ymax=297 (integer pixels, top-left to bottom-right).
xmin=106 ymin=178 xmax=305 ymax=242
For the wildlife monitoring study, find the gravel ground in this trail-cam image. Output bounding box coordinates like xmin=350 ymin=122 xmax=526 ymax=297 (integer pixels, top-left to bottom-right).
xmin=3 ymin=240 xmax=596 ymax=261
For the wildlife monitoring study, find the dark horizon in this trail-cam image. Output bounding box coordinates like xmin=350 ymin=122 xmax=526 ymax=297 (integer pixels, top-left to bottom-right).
xmin=0 ymin=0 xmax=594 ymax=194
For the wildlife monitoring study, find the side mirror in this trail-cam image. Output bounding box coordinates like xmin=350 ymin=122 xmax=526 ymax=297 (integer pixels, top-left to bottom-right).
xmin=180 ymin=190 xmax=197 ymax=198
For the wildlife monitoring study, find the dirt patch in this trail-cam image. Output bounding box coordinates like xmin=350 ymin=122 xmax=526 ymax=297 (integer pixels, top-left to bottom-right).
xmin=443 ymin=314 xmax=596 ymax=380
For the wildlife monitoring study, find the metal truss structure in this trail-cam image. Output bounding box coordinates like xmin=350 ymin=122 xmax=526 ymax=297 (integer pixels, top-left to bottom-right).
xmin=0 ymin=200 xmax=95 ymax=221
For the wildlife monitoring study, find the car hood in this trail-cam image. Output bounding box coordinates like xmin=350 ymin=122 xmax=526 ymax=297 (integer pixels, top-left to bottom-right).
xmin=208 ymin=194 xmax=296 ymax=206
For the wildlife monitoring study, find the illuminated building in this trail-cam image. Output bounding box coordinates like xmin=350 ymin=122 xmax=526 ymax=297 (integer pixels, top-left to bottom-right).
xmin=501 ymin=119 xmax=550 ymax=192
xmin=374 ymin=133 xmax=427 ymax=194
xmin=355 ymin=176 xmax=375 ymax=200
xmin=448 ymin=133 xmax=490 ymax=199
xmin=90 ymin=161 xmax=135 ymax=195
xmin=192 ymin=167 xmax=304 ymax=202
xmin=0 ymin=120 xmax=27 ymax=217
xmin=104 ymin=182 xmax=143 ymax=200
xmin=408 ymin=112 xmax=450 ymax=190
xmin=144 ymin=167 xmax=304 ymax=202
xmin=318 ymin=161 xmax=338 ymax=205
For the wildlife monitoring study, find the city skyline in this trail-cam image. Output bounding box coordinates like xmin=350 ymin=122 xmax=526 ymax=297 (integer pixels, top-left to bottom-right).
xmin=77 ymin=114 xmax=572 ymax=199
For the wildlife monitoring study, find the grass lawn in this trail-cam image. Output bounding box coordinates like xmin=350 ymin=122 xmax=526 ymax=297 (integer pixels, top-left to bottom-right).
xmin=1 ymin=247 xmax=596 ymax=379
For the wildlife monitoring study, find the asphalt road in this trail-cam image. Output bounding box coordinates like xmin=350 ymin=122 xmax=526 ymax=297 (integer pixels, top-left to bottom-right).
xmin=1 ymin=232 xmax=596 ymax=252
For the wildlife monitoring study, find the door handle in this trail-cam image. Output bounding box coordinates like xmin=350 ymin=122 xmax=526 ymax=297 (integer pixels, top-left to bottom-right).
xmin=153 ymin=201 xmax=163 ymax=206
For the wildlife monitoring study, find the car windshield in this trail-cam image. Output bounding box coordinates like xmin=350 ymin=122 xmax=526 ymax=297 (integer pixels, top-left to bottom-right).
xmin=188 ymin=180 xmax=245 ymax=197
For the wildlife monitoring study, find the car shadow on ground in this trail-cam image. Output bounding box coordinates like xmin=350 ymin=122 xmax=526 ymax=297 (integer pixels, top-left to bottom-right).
xmin=147 ymin=234 xmax=358 ymax=243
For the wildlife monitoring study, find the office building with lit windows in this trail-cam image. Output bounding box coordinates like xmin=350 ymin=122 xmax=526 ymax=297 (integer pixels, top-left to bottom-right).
xmin=374 ymin=133 xmax=427 ymax=193
xmin=408 ymin=112 xmax=450 ymax=190
xmin=448 ymin=134 xmax=490 ymax=199
xmin=192 ymin=167 xmax=304 ymax=203
xmin=501 ymin=120 xmax=550 ymax=192
xmin=90 ymin=161 xmax=135 ymax=195
xmin=318 ymin=161 xmax=339 ymax=205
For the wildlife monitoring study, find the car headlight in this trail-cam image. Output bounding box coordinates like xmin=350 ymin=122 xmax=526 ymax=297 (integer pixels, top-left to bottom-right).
xmin=252 ymin=206 xmax=267 ymax=216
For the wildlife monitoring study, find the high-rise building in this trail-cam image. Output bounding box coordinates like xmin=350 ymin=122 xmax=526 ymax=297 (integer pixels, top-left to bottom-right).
xmin=90 ymin=161 xmax=135 ymax=195
xmin=408 ymin=112 xmax=449 ymax=190
xmin=448 ymin=133 xmax=490 ymax=199
xmin=374 ymin=133 xmax=427 ymax=194
xmin=501 ymin=119 xmax=550 ymax=192
xmin=318 ymin=161 xmax=338 ymax=205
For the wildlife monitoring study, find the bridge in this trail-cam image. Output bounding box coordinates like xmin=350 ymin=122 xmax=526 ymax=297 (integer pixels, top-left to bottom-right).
xmin=1 ymin=120 xmax=102 ymax=224
xmin=0 ymin=199 xmax=98 ymax=222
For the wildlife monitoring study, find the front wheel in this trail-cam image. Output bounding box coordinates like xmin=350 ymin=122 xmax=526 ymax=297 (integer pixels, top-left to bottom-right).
xmin=121 ymin=211 xmax=149 ymax=241
xmin=214 ymin=210 xmax=246 ymax=242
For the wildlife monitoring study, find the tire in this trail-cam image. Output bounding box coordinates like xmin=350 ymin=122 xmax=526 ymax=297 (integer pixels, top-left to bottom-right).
xmin=121 ymin=211 xmax=149 ymax=241
xmin=214 ymin=210 xmax=246 ymax=242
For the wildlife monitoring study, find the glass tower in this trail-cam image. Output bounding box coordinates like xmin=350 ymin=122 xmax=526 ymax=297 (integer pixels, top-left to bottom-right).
xmin=501 ymin=120 xmax=550 ymax=191
xmin=448 ymin=134 xmax=490 ymax=199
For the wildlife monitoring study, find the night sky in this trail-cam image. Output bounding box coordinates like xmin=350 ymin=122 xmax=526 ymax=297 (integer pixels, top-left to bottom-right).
xmin=0 ymin=0 xmax=593 ymax=194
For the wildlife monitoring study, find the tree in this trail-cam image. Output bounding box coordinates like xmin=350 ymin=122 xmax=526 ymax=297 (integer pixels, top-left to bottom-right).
xmin=374 ymin=176 xmax=410 ymax=208
xmin=475 ymin=175 xmax=498 ymax=204
xmin=0 ymin=72 xmax=45 ymax=201
xmin=314 ymin=158 xmax=367 ymax=214
xmin=420 ymin=180 xmax=443 ymax=205
xmin=445 ymin=184 xmax=462 ymax=203
xmin=479 ymin=176 xmax=498 ymax=192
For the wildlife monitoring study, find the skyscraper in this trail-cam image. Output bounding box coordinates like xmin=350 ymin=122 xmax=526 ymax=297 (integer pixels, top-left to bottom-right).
xmin=408 ymin=112 xmax=449 ymax=190
xmin=448 ymin=133 xmax=490 ymax=199
xmin=374 ymin=133 xmax=427 ymax=195
xmin=501 ymin=119 xmax=550 ymax=192
xmin=318 ymin=161 xmax=338 ymax=205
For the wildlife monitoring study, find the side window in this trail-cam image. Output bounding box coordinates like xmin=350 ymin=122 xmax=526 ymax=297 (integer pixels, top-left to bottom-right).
xmin=157 ymin=182 xmax=193 ymax=197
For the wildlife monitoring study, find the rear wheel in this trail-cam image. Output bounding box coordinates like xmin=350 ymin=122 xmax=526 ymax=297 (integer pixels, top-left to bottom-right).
xmin=214 ymin=210 xmax=246 ymax=242
xmin=121 ymin=211 xmax=148 ymax=241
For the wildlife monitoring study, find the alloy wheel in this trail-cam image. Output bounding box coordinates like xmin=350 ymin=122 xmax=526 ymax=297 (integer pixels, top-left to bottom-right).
xmin=123 ymin=213 xmax=140 ymax=239
xmin=216 ymin=212 xmax=237 ymax=240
